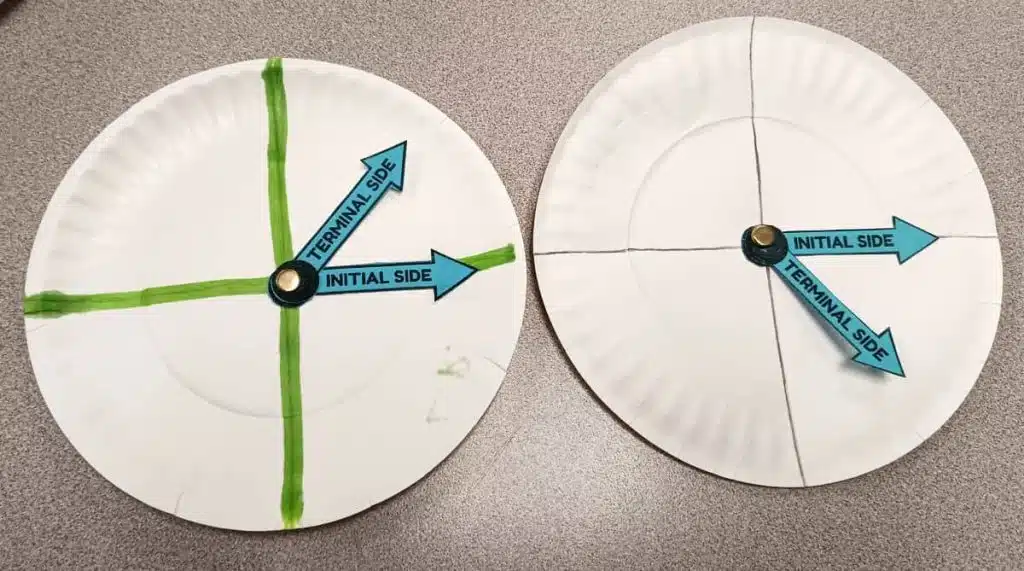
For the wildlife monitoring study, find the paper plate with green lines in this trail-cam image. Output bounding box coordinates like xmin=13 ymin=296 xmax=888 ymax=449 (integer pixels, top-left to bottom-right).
xmin=23 ymin=58 xmax=526 ymax=531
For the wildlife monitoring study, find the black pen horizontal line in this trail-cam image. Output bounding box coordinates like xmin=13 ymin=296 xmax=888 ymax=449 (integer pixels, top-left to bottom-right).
xmin=534 ymin=245 xmax=742 ymax=256
xmin=936 ymin=234 xmax=998 ymax=239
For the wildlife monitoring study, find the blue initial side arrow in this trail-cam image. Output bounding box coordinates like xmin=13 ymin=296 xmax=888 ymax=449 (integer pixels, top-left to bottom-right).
xmin=316 ymin=250 xmax=477 ymax=301
xmin=295 ymin=141 xmax=407 ymax=270
xmin=772 ymin=253 xmax=905 ymax=376
xmin=784 ymin=216 xmax=938 ymax=264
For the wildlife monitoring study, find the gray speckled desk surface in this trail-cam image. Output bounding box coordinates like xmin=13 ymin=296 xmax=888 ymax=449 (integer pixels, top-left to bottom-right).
xmin=1 ymin=0 xmax=1022 ymax=568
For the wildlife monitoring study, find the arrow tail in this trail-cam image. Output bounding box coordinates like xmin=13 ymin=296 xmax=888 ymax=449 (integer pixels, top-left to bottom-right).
xmin=315 ymin=250 xmax=477 ymax=301
xmin=772 ymin=253 xmax=869 ymax=347
xmin=783 ymin=217 xmax=937 ymax=265
xmin=295 ymin=171 xmax=387 ymax=269
xmin=784 ymin=229 xmax=896 ymax=256
xmin=317 ymin=261 xmax=434 ymax=295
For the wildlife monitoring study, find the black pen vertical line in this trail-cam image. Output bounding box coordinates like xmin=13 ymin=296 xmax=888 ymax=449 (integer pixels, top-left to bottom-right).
xmin=749 ymin=16 xmax=764 ymax=224
xmin=751 ymin=18 xmax=806 ymax=485
xmin=766 ymin=268 xmax=807 ymax=486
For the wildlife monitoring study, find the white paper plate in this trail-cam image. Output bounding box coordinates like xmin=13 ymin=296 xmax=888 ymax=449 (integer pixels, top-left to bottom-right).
xmin=534 ymin=17 xmax=1002 ymax=486
xmin=23 ymin=58 xmax=526 ymax=530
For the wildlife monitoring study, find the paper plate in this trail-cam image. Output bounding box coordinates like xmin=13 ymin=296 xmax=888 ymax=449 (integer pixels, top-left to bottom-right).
xmin=23 ymin=58 xmax=526 ymax=530
xmin=534 ymin=17 xmax=1001 ymax=486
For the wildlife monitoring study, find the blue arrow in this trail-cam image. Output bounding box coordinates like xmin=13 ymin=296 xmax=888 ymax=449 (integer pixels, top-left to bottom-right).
xmin=295 ymin=141 xmax=407 ymax=270
xmin=772 ymin=253 xmax=905 ymax=376
xmin=784 ymin=216 xmax=938 ymax=264
xmin=316 ymin=250 xmax=477 ymax=301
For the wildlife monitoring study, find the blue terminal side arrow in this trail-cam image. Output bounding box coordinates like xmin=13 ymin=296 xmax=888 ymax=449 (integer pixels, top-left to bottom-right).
xmin=784 ymin=216 xmax=938 ymax=264
xmin=295 ymin=141 xmax=407 ymax=270
xmin=772 ymin=253 xmax=905 ymax=377
xmin=316 ymin=250 xmax=477 ymax=301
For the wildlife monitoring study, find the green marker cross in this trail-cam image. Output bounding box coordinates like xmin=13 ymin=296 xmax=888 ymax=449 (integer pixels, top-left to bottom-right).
xmin=23 ymin=57 xmax=517 ymax=529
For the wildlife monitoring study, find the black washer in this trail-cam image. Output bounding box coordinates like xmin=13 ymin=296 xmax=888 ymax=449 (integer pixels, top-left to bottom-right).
xmin=268 ymin=260 xmax=319 ymax=308
xmin=741 ymin=225 xmax=789 ymax=267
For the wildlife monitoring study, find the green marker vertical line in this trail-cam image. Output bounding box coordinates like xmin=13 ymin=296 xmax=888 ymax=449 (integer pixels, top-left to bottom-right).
xmin=279 ymin=306 xmax=303 ymax=528
xmin=263 ymin=57 xmax=294 ymax=266
xmin=263 ymin=57 xmax=304 ymax=528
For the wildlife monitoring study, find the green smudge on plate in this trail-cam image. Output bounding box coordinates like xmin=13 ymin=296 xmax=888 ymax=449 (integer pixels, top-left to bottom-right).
xmin=437 ymin=356 xmax=470 ymax=378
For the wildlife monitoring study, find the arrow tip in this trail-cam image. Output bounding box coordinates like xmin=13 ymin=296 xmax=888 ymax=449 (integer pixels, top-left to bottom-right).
xmin=892 ymin=216 xmax=938 ymax=264
xmin=430 ymin=250 xmax=477 ymax=301
xmin=852 ymin=327 xmax=905 ymax=377
xmin=361 ymin=141 xmax=407 ymax=192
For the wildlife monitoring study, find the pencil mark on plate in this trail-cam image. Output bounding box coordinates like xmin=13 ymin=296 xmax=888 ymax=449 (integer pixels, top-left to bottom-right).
xmin=425 ymin=399 xmax=446 ymax=424
xmin=173 ymin=490 xmax=186 ymax=515
xmin=482 ymin=355 xmax=507 ymax=373
xmin=428 ymin=356 xmax=473 ymax=423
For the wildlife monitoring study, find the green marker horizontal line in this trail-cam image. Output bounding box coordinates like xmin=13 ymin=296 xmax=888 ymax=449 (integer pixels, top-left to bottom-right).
xmin=23 ymin=277 xmax=267 ymax=318
xmin=459 ymin=243 xmax=516 ymax=271
xmin=22 ymin=244 xmax=517 ymax=319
